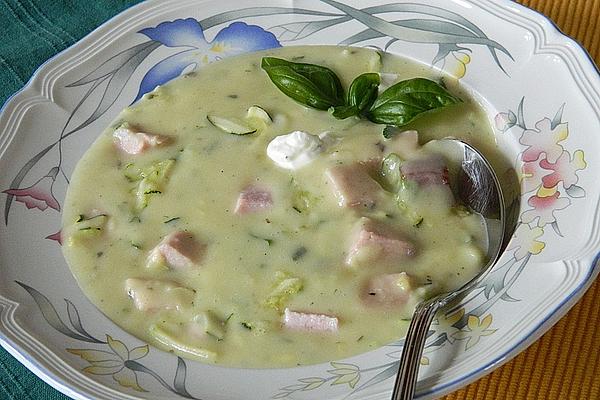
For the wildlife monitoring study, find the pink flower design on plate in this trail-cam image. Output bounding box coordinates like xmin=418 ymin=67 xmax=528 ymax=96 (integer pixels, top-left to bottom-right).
xmin=495 ymin=111 xmax=516 ymax=132
xmin=520 ymin=118 xmax=568 ymax=163
xmin=3 ymin=167 xmax=60 ymax=212
xmin=539 ymin=149 xmax=586 ymax=189
xmin=521 ymin=192 xmax=571 ymax=227
xmin=45 ymin=230 xmax=63 ymax=245
xmin=520 ymin=155 xmax=552 ymax=194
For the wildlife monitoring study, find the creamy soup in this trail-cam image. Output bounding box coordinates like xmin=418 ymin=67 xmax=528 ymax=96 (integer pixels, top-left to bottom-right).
xmin=62 ymin=46 xmax=496 ymax=368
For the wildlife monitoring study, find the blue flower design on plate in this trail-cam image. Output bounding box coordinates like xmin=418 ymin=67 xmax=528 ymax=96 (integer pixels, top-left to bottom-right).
xmin=134 ymin=18 xmax=281 ymax=102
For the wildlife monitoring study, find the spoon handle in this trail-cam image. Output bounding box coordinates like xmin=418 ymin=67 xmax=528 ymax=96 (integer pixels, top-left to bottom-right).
xmin=392 ymin=299 xmax=441 ymax=400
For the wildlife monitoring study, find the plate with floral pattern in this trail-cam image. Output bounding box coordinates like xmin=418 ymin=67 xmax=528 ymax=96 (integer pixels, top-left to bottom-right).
xmin=0 ymin=1 xmax=599 ymax=399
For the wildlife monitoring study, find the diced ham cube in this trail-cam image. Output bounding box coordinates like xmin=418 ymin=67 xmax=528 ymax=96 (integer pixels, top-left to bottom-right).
xmin=358 ymin=158 xmax=382 ymax=175
xmin=388 ymin=130 xmax=420 ymax=159
xmin=113 ymin=126 xmax=169 ymax=155
xmin=346 ymin=218 xmax=416 ymax=266
xmin=362 ymin=272 xmax=414 ymax=308
xmin=401 ymin=154 xmax=449 ymax=186
xmin=125 ymin=278 xmax=195 ymax=312
xmin=234 ymin=185 xmax=273 ymax=214
xmin=325 ymin=163 xmax=382 ymax=209
xmin=283 ymin=308 xmax=338 ymax=333
xmin=147 ymin=231 xmax=205 ymax=269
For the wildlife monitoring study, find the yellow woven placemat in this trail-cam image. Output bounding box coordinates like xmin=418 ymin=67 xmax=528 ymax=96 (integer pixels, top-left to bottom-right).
xmin=444 ymin=1 xmax=600 ymax=399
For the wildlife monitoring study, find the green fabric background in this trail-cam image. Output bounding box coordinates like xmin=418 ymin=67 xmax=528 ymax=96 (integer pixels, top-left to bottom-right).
xmin=0 ymin=2 xmax=142 ymax=398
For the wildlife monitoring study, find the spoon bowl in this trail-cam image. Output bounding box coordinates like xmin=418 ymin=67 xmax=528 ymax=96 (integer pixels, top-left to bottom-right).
xmin=391 ymin=139 xmax=517 ymax=400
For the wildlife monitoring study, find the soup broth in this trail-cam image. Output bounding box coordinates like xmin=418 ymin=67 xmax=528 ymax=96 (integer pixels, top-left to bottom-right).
xmin=62 ymin=46 xmax=495 ymax=367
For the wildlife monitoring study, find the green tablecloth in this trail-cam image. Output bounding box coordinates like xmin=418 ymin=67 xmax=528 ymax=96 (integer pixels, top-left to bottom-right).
xmin=0 ymin=2 xmax=142 ymax=398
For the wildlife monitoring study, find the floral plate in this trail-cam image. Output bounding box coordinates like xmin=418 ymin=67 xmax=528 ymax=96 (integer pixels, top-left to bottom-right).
xmin=1 ymin=1 xmax=599 ymax=399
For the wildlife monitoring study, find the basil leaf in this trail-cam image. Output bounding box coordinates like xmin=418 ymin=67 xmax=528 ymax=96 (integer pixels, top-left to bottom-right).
xmin=261 ymin=57 xmax=344 ymax=110
xmin=331 ymin=72 xmax=380 ymax=119
xmin=367 ymin=78 xmax=461 ymax=127
xmin=348 ymin=73 xmax=380 ymax=115
xmin=330 ymin=104 xmax=358 ymax=119
xmin=262 ymin=58 xmax=343 ymax=98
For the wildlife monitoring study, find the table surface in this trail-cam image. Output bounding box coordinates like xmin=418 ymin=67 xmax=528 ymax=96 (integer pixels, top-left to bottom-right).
xmin=0 ymin=0 xmax=598 ymax=399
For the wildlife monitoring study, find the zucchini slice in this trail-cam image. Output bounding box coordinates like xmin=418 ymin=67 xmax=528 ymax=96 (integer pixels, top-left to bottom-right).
xmin=207 ymin=115 xmax=256 ymax=135
xmin=246 ymin=105 xmax=273 ymax=124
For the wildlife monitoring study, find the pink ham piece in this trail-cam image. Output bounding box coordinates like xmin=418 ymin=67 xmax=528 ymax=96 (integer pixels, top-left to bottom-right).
xmin=147 ymin=231 xmax=205 ymax=269
xmin=400 ymin=154 xmax=449 ymax=186
xmin=234 ymin=185 xmax=273 ymax=214
xmin=358 ymin=158 xmax=382 ymax=176
xmin=113 ymin=125 xmax=169 ymax=155
xmin=283 ymin=308 xmax=338 ymax=333
xmin=346 ymin=218 xmax=416 ymax=267
xmin=325 ymin=163 xmax=382 ymax=209
xmin=362 ymin=272 xmax=414 ymax=308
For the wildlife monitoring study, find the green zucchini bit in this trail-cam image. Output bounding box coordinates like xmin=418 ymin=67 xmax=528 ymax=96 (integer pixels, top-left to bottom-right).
xmin=246 ymin=105 xmax=273 ymax=125
xmin=290 ymin=178 xmax=321 ymax=213
xmin=123 ymin=162 xmax=142 ymax=182
xmin=135 ymin=159 xmax=175 ymax=210
xmin=239 ymin=320 xmax=270 ymax=336
xmin=379 ymin=153 xmax=403 ymax=192
xmin=265 ymin=271 xmax=303 ymax=311
xmin=396 ymin=179 xmax=424 ymax=226
xmin=67 ymin=214 xmax=108 ymax=245
xmin=208 ymin=105 xmax=272 ymax=135
xmin=207 ymin=115 xmax=256 ymax=135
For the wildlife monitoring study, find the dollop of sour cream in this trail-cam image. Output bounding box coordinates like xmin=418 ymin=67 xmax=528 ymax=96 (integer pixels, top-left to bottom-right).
xmin=267 ymin=131 xmax=330 ymax=170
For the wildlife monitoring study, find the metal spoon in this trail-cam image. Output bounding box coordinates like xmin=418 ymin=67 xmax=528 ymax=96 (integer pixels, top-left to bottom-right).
xmin=391 ymin=139 xmax=517 ymax=400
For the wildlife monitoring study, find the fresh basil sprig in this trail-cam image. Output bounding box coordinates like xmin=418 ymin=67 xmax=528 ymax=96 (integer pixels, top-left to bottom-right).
xmin=367 ymin=78 xmax=461 ymax=126
xmin=331 ymin=73 xmax=380 ymax=119
xmin=261 ymin=57 xmax=344 ymax=110
xmin=261 ymin=57 xmax=461 ymax=135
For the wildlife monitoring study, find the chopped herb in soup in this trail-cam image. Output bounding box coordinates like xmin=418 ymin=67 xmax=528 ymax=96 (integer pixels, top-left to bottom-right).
xmin=62 ymin=46 xmax=496 ymax=368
